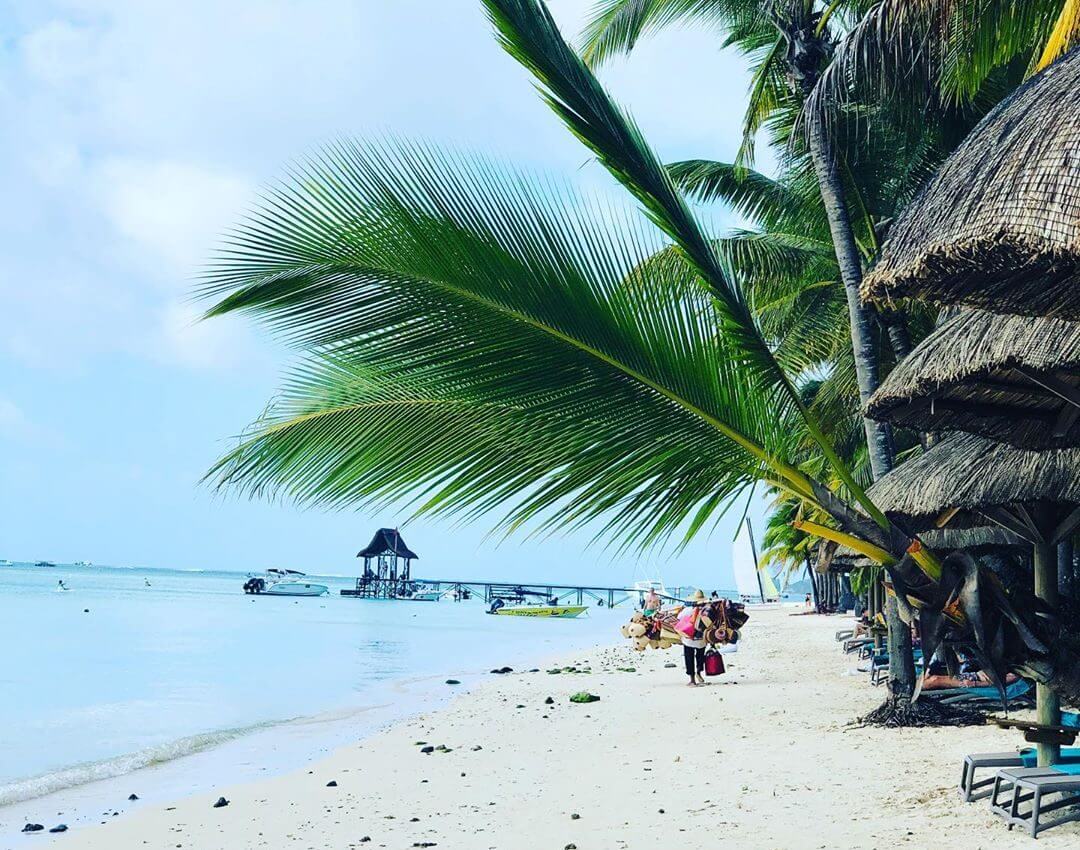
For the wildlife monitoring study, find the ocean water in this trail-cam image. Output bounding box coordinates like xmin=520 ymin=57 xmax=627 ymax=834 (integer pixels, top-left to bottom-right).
xmin=0 ymin=562 xmax=621 ymax=814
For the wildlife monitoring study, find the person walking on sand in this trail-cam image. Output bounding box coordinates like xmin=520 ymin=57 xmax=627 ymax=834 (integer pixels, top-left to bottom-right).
xmin=677 ymin=590 xmax=712 ymax=686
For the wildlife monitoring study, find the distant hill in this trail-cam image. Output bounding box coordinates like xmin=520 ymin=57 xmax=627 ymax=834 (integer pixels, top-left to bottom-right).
xmin=784 ymin=578 xmax=813 ymax=596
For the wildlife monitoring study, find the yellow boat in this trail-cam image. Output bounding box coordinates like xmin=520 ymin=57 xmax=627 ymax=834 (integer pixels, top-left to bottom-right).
xmin=489 ymin=603 xmax=588 ymax=618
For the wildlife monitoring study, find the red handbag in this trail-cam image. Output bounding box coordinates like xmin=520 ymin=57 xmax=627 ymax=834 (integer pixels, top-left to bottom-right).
xmin=704 ymin=650 xmax=725 ymax=677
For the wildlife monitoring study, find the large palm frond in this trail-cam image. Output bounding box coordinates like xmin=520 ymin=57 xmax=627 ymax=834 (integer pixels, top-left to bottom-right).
xmin=204 ymin=142 xmax=817 ymax=550
xmin=578 ymin=0 xmax=767 ymax=67
xmin=482 ymin=0 xmax=884 ymax=524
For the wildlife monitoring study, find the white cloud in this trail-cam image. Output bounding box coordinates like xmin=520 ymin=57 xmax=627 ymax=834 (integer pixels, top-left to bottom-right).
xmin=95 ymin=157 xmax=252 ymax=273
xmin=19 ymin=19 xmax=103 ymax=86
xmin=0 ymin=397 xmax=28 ymax=430
xmin=156 ymin=301 xmax=259 ymax=370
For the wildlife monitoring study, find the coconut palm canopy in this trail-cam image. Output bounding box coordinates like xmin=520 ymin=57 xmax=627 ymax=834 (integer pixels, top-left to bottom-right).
xmin=865 ymin=309 xmax=1080 ymax=449
xmin=866 ymin=432 xmax=1080 ymax=545
xmin=861 ymin=45 xmax=1080 ymax=317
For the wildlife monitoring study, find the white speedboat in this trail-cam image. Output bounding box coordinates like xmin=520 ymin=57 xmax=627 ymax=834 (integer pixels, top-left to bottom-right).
xmin=0 ymin=559 xmax=12 ymax=567
xmin=243 ymin=569 xmax=328 ymax=597
xmin=74 ymin=560 xmax=93 ymax=567
xmin=396 ymin=583 xmax=443 ymax=602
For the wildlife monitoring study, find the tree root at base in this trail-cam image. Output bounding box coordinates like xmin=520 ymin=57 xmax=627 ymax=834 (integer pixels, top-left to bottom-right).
xmin=854 ymin=697 xmax=986 ymax=728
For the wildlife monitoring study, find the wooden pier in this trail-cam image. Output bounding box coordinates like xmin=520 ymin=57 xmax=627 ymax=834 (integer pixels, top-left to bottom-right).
xmin=401 ymin=579 xmax=643 ymax=608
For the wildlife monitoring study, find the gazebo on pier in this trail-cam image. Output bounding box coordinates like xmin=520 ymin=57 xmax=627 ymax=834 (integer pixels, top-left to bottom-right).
xmin=347 ymin=528 xmax=419 ymax=599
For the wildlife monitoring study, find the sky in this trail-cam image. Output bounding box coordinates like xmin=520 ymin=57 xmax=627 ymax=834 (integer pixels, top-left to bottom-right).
xmin=0 ymin=0 xmax=775 ymax=589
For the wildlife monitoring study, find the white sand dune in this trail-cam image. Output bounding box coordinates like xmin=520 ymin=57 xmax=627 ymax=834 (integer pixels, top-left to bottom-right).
xmin=52 ymin=608 xmax=1078 ymax=848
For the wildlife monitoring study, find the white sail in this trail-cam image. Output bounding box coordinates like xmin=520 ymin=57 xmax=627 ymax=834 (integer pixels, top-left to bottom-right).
xmin=732 ymin=521 xmax=762 ymax=601
xmin=760 ymin=565 xmax=780 ymax=601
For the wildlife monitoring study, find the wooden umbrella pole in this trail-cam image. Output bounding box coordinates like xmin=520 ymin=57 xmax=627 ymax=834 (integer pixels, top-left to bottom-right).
xmin=1034 ymin=536 xmax=1061 ymax=766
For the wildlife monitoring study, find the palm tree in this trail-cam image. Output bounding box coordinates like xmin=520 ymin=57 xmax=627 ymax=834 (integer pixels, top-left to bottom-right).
xmin=578 ymin=0 xmax=933 ymax=712
xmin=582 ymin=0 xmax=899 ymax=479
xmin=202 ymin=0 xmax=1080 ymax=710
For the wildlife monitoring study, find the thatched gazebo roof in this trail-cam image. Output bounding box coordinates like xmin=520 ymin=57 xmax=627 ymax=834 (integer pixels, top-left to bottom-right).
xmin=866 ymin=433 xmax=1080 ymax=544
xmin=357 ymin=528 xmax=419 ymax=560
xmin=861 ymin=46 xmax=1080 ymax=317
xmin=865 ymin=309 xmax=1080 ymax=448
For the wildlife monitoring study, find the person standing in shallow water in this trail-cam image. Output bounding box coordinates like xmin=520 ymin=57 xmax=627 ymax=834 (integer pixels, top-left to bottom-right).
xmin=679 ymin=589 xmax=712 ymax=686
xmin=642 ymin=588 xmax=661 ymax=617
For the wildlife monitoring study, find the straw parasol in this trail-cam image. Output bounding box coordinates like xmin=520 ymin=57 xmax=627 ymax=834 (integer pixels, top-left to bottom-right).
xmin=867 ymin=431 xmax=1080 ymax=757
xmin=861 ymin=46 xmax=1080 ymax=316
xmin=866 ymin=432 xmax=1080 ymax=543
xmin=865 ymin=309 xmax=1080 ymax=448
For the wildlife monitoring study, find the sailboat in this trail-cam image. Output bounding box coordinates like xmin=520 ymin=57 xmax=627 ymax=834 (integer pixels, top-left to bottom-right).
xmin=732 ymin=519 xmax=780 ymax=604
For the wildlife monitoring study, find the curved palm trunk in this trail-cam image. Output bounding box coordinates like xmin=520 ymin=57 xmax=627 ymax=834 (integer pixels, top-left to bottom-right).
xmin=806 ymin=118 xmax=916 ymax=709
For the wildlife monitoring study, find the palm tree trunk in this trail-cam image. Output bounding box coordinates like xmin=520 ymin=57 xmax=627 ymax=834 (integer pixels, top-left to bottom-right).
xmin=806 ymin=118 xmax=916 ymax=709
xmin=806 ymin=122 xmax=895 ymax=479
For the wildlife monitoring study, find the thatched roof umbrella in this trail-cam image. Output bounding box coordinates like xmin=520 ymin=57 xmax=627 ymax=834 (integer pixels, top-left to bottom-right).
xmin=867 ymin=432 xmax=1080 ymax=542
xmin=865 ymin=310 xmax=1080 ymax=448
xmin=868 ymin=432 xmax=1080 ymax=761
xmin=861 ymin=47 xmax=1080 ymax=317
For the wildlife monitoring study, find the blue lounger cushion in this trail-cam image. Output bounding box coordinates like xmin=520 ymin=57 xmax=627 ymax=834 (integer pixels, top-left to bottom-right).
xmin=926 ymin=678 xmax=1032 ymax=701
xmin=1020 ymin=748 xmax=1080 ymax=767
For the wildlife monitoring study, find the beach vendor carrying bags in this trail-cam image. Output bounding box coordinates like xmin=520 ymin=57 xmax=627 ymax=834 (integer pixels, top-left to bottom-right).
xmin=676 ymin=590 xmax=712 ymax=686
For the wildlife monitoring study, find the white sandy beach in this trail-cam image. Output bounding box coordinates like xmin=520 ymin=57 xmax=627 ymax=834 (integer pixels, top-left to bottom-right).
xmin=20 ymin=607 xmax=1078 ymax=849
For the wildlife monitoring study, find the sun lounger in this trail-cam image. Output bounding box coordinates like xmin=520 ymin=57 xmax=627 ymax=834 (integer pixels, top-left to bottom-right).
xmin=869 ymin=650 xmax=923 ymax=686
xmin=835 ymin=628 xmax=855 ymax=642
xmin=991 ymin=763 xmax=1080 ymax=837
xmin=960 ymin=748 xmax=1080 ymax=802
xmin=843 ymin=636 xmax=873 ymax=654
xmin=922 ymin=678 xmax=1033 ymax=708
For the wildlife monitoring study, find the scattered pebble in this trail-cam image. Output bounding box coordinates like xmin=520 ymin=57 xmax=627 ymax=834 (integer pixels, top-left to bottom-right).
xmin=570 ymin=812 xmax=580 ymax=820
xmin=544 ymin=696 xmax=555 ymax=705
xmin=445 ymin=679 xmax=461 ymax=685
xmin=420 ymin=746 xmax=435 ymax=754
xmin=326 ymin=780 xmax=338 ymax=787
xmin=213 ymin=797 xmax=229 ymax=808
xmin=49 ymin=825 xmax=68 ymax=834
xmin=569 ymin=692 xmax=600 ymax=704
xmin=22 ymin=824 xmax=44 ymax=833
xmin=128 ymin=793 xmax=139 ymax=800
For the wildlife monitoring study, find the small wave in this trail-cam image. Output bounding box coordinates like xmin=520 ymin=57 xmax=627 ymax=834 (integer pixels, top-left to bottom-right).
xmin=0 ymin=722 xmax=276 ymax=807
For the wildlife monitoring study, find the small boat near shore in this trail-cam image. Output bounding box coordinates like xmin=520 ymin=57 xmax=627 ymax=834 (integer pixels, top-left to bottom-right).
xmin=242 ymin=569 xmax=328 ymax=597
xmin=487 ymin=593 xmax=587 ymax=618
xmin=395 ymin=583 xmax=443 ymax=602
xmin=35 ymin=560 xmax=56 ymax=568
xmin=488 ymin=603 xmax=588 ymax=618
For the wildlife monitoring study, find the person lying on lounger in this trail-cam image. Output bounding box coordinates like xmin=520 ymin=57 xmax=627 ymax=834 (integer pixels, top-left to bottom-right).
xmin=921 ymin=660 xmax=1018 ymax=690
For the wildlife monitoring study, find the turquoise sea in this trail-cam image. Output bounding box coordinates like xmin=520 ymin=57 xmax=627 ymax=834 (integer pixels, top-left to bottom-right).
xmin=0 ymin=562 xmax=621 ymax=829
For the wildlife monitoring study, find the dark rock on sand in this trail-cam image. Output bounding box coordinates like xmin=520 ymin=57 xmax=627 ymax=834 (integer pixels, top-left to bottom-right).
xmin=22 ymin=824 xmax=44 ymax=833
xmin=445 ymin=679 xmax=460 ymax=685
xmin=128 ymin=793 xmax=139 ymax=800
xmin=420 ymin=746 xmax=435 ymax=754
xmin=544 ymin=696 xmax=554 ymax=705
xmin=49 ymin=825 xmax=68 ymax=833
xmin=326 ymin=781 xmax=338 ymax=787
xmin=570 ymin=812 xmax=580 ymax=820
xmin=569 ymin=692 xmax=600 ymax=704
xmin=213 ymin=797 xmax=229 ymax=808
xmin=359 ymin=837 xmax=371 ymax=843
xmin=565 ymin=844 xmax=577 ymax=849
xmin=664 ymin=663 xmax=677 ymax=668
